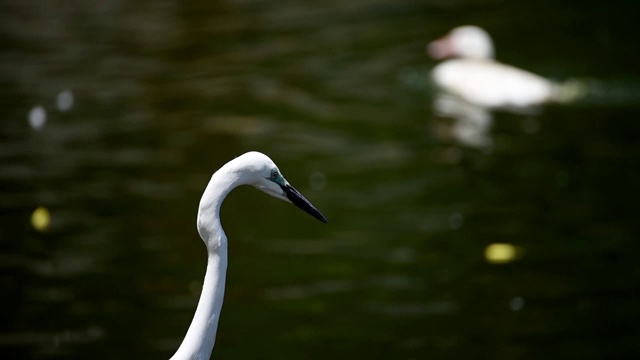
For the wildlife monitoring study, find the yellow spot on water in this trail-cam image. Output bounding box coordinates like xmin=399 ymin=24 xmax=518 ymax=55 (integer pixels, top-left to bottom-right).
xmin=484 ymin=243 xmax=518 ymax=264
xmin=31 ymin=206 xmax=51 ymax=232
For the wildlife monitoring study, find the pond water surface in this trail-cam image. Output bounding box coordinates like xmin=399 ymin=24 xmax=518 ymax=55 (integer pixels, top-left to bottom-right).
xmin=1 ymin=1 xmax=640 ymax=359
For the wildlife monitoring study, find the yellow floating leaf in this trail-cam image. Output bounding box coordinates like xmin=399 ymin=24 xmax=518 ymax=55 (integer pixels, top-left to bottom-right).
xmin=484 ymin=243 xmax=518 ymax=264
xmin=31 ymin=206 xmax=51 ymax=232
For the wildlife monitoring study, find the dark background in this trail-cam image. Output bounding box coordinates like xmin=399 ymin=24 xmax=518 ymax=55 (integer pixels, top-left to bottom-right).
xmin=1 ymin=0 xmax=639 ymax=359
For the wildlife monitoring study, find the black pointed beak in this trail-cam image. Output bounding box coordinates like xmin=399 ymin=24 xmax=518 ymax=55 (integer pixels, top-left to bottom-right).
xmin=281 ymin=184 xmax=327 ymax=223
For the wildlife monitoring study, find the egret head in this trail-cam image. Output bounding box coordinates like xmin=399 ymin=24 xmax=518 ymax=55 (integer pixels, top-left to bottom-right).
xmin=427 ymin=25 xmax=494 ymax=60
xmin=234 ymin=152 xmax=327 ymax=223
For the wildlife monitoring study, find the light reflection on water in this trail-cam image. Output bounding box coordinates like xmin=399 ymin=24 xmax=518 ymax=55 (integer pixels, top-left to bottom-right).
xmin=2 ymin=0 xmax=640 ymax=359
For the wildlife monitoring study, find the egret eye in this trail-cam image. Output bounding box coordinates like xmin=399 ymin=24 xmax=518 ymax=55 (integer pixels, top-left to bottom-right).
xmin=270 ymin=168 xmax=278 ymax=180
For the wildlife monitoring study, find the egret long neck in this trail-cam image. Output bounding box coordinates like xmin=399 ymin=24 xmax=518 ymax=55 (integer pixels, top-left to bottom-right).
xmin=171 ymin=252 xmax=227 ymax=360
xmin=171 ymin=165 xmax=241 ymax=360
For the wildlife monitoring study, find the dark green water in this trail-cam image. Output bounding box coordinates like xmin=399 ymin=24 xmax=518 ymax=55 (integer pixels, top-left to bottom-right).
xmin=2 ymin=1 xmax=640 ymax=359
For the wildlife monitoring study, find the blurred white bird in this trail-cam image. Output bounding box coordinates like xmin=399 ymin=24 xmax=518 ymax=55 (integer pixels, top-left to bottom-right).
xmin=427 ymin=25 xmax=579 ymax=108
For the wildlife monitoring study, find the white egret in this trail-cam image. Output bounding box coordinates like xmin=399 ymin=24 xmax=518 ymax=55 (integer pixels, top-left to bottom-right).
xmin=170 ymin=151 xmax=327 ymax=360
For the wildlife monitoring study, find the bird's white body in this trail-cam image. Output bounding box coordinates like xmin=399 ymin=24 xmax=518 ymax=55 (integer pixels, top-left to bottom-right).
xmin=170 ymin=152 xmax=326 ymax=360
xmin=432 ymin=59 xmax=556 ymax=108
xmin=428 ymin=25 xmax=558 ymax=108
